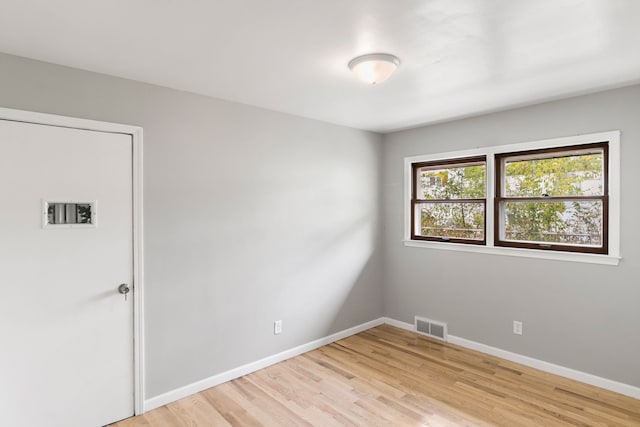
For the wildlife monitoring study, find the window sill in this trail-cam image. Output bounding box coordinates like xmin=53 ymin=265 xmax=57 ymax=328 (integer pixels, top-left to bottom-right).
xmin=403 ymin=240 xmax=620 ymax=266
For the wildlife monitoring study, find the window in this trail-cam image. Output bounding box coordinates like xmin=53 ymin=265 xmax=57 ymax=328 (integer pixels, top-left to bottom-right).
xmin=495 ymin=143 xmax=608 ymax=254
xmin=411 ymin=157 xmax=486 ymax=244
xmin=428 ymin=176 xmax=443 ymax=187
xmin=404 ymin=131 xmax=620 ymax=264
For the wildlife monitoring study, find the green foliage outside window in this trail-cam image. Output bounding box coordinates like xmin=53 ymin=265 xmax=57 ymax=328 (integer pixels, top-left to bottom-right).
xmin=419 ymin=164 xmax=485 ymax=239
xmin=417 ymin=152 xmax=604 ymax=245
xmin=502 ymin=153 xmax=603 ymax=246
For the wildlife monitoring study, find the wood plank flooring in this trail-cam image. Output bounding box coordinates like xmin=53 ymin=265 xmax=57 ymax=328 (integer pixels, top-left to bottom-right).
xmin=113 ymin=325 xmax=640 ymax=426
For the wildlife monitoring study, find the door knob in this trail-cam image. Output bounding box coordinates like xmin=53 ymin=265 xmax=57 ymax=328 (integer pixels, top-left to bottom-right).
xmin=118 ymin=283 xmax=130 ymax=300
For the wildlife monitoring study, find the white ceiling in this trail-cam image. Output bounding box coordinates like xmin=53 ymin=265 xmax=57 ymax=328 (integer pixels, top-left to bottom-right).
xmin=1 ymin=0 xmax=639 ymax=133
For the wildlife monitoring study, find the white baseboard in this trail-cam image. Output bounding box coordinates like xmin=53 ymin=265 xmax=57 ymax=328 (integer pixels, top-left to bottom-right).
xmin=382 ymin=317 xmax=414 ymax=331
xmin=144 ymin=317 xmax=385 ymax=411
xmin=446 ymin=335 xmax=640 ymax=399
xmin=381 ymin=317 xmax=640 ymax=400
xmin=144 ymin=316 xmax=639 ymax=412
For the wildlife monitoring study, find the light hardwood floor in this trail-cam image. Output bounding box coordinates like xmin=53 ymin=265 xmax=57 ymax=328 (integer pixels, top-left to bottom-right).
xmin=114 ymin=325 xmax=640 ymax=426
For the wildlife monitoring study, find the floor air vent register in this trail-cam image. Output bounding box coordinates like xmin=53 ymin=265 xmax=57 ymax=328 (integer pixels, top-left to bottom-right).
xmin=414 ymin=316 xmax=448 ymax=341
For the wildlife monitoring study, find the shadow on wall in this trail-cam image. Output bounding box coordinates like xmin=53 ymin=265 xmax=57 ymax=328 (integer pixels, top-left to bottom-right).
xmin=274 ymin=212 xmax=381 ymax=341
xmin=328 ymin=251 xmax=382 ymax=332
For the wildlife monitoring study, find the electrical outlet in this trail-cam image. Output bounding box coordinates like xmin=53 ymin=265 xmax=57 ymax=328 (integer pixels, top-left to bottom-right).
xmin=274 ymin=320 xmax=282 ymax=335
xmin=513 ymin=320 xmax=523 ymax=335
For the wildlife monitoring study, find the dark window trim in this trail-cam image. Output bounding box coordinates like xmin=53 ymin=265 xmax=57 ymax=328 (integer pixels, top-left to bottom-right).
xmin=494 ymin=142 xmax=609 ymax=254
xmin=411 ymin=155 xmax=487 ymax=245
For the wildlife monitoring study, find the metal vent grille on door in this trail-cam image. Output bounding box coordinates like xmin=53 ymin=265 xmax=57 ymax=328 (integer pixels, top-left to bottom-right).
xmin=415 ymin=316 xmax=448 ymax=341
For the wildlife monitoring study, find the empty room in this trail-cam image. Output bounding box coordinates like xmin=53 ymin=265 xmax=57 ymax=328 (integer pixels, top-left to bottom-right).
xmin=1 ymin=1 xmax=639 ymax=426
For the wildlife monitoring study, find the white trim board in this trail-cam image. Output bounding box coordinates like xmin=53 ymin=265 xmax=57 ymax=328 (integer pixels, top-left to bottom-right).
xmin=144 ymin=318 xmax=386 ymax=411
xmin=0 ymin=106 xmax=146 ymax=415
xmin=381 ymin=317 xmax=640 ymax=400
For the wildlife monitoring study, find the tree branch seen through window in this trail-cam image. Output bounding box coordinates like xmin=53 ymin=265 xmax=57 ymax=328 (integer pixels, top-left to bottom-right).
xmin=495 ymin=143 xmax=608 ymax=254
xmin=412 ymin=157 xmax=486 ymax=244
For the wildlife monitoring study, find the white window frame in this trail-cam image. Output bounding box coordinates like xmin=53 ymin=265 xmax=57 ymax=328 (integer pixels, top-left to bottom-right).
xmin=403 ymin=131 xmax=621 ymax=266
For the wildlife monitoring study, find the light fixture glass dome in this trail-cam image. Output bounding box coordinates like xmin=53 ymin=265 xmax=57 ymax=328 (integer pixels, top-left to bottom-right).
xmin=348 ymin=53 xmax=400 ymax=85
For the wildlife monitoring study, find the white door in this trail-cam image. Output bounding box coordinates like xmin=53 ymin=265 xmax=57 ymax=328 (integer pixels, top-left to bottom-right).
xmin=0 ymin=119 xmax=134 ymax=427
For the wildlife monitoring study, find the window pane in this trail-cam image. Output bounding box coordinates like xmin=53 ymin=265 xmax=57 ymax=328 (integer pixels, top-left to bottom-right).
xmin=416 ymin=202 xmax=484 ymax=240
xmin=418 ymin=163 xmax=485 ymax=199
xmin=503 ymin=151 xmax=604 ymax=197
xmin=502 ymin=200 xmax=603 ymax=247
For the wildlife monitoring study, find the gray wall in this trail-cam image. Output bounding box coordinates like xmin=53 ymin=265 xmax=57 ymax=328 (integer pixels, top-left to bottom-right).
xmin=382 ymin=85 xmax=640 ymax=387
xmin=0 ymin=53 xmax=384 ymax=398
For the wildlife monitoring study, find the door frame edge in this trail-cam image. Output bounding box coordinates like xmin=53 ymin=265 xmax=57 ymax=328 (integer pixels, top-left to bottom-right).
xmin=0 ymin=107 xmax=146 ymax=415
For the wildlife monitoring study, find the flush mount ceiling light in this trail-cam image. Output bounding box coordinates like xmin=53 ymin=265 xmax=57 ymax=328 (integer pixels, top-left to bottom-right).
xmin=348 ymin=53 xmax=400 ymax=85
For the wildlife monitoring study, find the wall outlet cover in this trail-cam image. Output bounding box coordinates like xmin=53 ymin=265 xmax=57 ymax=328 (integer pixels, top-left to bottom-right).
xmin=513 ymin=321 xmax=523 ymax=335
